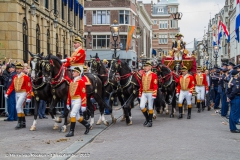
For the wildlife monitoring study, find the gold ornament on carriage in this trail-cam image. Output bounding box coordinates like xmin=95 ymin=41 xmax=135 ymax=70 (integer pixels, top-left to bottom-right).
xmin=115 ymin=63 xmax=119 ymax=68
xmin=42 ymin=61 xmax=45 ymax=67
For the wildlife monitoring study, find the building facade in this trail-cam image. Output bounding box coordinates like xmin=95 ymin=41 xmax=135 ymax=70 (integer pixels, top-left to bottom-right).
xmin=0 ymin=0 xmax=84 ymax=63
xmin=144 ymin=0 xmax=180 ymax=58
xmin=201 ymin=0 xmax=240 ymax=68
xmin=84 ymin=0 xmax=152 ymax=69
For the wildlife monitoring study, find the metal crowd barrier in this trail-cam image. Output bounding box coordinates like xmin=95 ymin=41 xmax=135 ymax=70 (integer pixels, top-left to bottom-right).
xmin=0 ymin=84 xmax=64 ymax=114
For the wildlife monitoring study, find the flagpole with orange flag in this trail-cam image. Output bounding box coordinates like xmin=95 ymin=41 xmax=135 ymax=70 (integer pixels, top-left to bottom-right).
xmin=126 ymin=26 xmax=135 ymax=52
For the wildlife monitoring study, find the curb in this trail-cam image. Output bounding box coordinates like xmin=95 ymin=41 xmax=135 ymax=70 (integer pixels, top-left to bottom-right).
xmin=49 ymin=109 xmax=123 ymax=160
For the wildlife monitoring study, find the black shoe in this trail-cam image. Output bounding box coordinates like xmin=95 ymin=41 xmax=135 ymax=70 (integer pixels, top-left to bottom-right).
xmin=39 ymin=117 xmax=43 ymax=119
xmin=15 ymin=118 xmax=22 ymax=130
xmin=236 ymin=122 xmax=240 ymax=125
xmin=197 ymin=108 xmax=201 ymax=113
xmin=214 ymin=107 xmax=220 ymax=109
xmin=65 ymin=131 xmax=74 ymax=137
xmin=84 ymin=124 xmax=90 ymax=134
xmin=146 ymin=121 xmax=152 ymax=127
xmin=21 ymin=117 xmax=26 ymax=128
xmin=43 ymin=116 xmax=48 ymax=119
xmin=202 ymin=108 xmax=205 ymax=111
xmin=226 ymin=115 xmax=229 ymax=119
xmin=187 ymin=115 xmax=191 ymax=119
xmin=143 ymin=121 xmax=148 ymax=126
xmin=230 ymin=130 xmax=240 ymax=133
xmin=207 ymin=106 xmax=211 ymax=111
xmin=178 ymin=114 xmax=183 ymax=119
xmin=4 ymin=119 xmax=13 ymax=121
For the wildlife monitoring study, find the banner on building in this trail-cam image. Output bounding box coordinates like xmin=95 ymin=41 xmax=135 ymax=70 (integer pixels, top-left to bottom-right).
xmin=126 ymin=26 xmax=135 ymax=52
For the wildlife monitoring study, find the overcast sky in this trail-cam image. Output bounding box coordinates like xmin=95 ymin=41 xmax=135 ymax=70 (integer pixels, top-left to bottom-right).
xmin=139 ymin=0 xmax=225 ymax=48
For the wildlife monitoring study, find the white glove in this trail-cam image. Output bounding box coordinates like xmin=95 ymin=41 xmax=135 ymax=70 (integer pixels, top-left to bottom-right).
xmin=206 ymin=91 xmax=209 ymax=94
xmin=188 ymin=93 xmax=192 ymax=97
xmin=67 ymin=105 xmax=70 ymax=110
xmin=176 ymin=93 xmax=179 ymax=98
xmin=152 ymin=97 xmax=156 ymax=99
xmin=26 ymin=99 xmax=31 ymax=103
xmin=61 ymin=59 xmax=67 ymax=62
xmin=227 ymin=97 xmax=231 ymax=102
xmin=4 ymin=94 xmax=8 ymax=99
xmin=174 ymin=48 xmax=178 ymax=51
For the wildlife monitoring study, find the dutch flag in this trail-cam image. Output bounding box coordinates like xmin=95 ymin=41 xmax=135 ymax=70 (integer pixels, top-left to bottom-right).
xmin=236 ymin=0 xmax=240 ymax=42
xmin=221 ymin=22 xmax=230 ymax=42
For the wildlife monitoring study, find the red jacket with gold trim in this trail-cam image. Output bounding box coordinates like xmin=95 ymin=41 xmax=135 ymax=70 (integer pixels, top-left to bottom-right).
xmin=64 ymin=48 xmax=86 ymax=67
xmin=6 ymin=73 xmax=32 ymax=99
xmin=67 ymin=77 xmax=87 ymax=107
xmin=193 ymin=73 xmax=209 ymax=91
xmin=176 ymin=74 xmax=195 ymax=94
xmin=139 ymin=71 xmax=158 ymax=98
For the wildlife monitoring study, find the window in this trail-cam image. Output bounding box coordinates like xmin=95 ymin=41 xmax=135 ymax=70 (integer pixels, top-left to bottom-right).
xmin=119 ymin=10 xmax=129 ymax=24
xmin=36 ymin=24 xmax=40 ymax=54
xmin=56 ymin=33 xmax=58 ymax=55
xmin=54 ymin=0 xmax=57 ymax=14
xmin=158 ymin=8 xmax=164 ymax=13
xmin=132 ymin=15 xmax=135 ymax=26
xmin=159 ymin=34 xmax=168 ymax=44
xmin=23 ymin=18 xmax=28 ymax=63
xmin=169 ymin=7 xmax=176 ymax=13
xmin=47 ymin=29 xmax=50 ymax=54
xmin=170 ymin=20 xmax=177 ymax=28
xmin=84 ymin=11 xmax=86 ymax=25
xmin=169 ymin=33 xmax=176 ymax=39
xmin=120 ymin=35 xmax=127 ymax=50
xmin=153 ymin=20 xmax=157 ymax=24
xmin=159 ymin=20 xmax=168 ymax=29
xmin=92 ymin=35 xmax=110 ymax=49
xmin=92 ymin=10 xmax=110 ymax=24
xmin=62 ymin=1 xmax=64 ymax=20
xmin=45 ymin=0 xmax=49 ymax=9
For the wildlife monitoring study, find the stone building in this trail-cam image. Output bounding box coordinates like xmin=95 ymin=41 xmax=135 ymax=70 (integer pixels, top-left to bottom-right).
xmin=144 ymin=0 xmax=180 ymax=58
xmin=84 ymin=0 xmax=152 ymax=68
xmin=0 ymin=0 xmax=84 ymax=63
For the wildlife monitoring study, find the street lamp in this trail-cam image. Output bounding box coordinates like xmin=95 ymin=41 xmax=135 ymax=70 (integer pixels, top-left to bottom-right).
xmin=47 ymin=9 xmax=59 ymax=29
xmin=213 ymin=45 xmax=219 ymax=67
xmin=110 ymin=20 xmax=120 ymax=58
xmin=19 ymin=0 xmax=37 ymax=17
xmin=171 ymin=12 xmax=183 ymax=20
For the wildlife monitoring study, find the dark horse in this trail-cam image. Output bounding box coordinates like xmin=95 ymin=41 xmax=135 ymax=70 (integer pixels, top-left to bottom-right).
xmin=41 ymin=54 xmax=111 ymax=130
xmin=89 ymin=53 xmax=124 ymax=123
xmin=155 ymin=63 xmax=178 ymax=118
xmin=29 ymin=52 xmax=53 ymax=130
xmin=108 ymin=56 xmax=142 ymax=125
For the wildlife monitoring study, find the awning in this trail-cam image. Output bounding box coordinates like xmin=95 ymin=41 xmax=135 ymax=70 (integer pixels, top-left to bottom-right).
xmin=86 ymin=50 xmax=137 ymax=61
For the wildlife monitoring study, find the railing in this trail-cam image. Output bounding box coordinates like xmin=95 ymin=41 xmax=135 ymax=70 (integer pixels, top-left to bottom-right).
xmin=0 ymin=85 xmax=64 ymax=114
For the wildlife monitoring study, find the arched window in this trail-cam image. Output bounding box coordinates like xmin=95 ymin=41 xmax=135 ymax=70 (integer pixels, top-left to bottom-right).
xmin=47 ymin=29 xmax=50 ymax=54
xmin=36 ymin=24 xmax=40 ymax=54
xmin=56 ymin=33 xmax=58 ymax=55
xmin=63 ymin=34 xmax=66 ymax=58
xmin=23 ymin=18 xmax=28 ymax=63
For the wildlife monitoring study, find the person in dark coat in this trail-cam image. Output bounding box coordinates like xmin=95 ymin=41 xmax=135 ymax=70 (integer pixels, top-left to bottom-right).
xmin=3 ymin=64 xmax=17 ymax=121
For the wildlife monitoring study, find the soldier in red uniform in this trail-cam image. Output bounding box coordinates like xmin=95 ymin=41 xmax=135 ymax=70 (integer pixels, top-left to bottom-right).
xmin=65 ymin=67 xmax=90 ymax=137
xmin=139 ymin=61 xmax=158 ymax=127
xmin=61 ymin=37 xmax=86 ymax=76
xmin=194 ymin=66 xmax=209 ymax=112
xmin=5 ymin=62 xmax=32 ymax=129
xmin=176 ymin=66 xmax=195 ymax=119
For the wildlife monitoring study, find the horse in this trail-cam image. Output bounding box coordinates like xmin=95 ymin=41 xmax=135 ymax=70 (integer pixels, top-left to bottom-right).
xmin=89 ymin=53 xmax=122 ymax=124
xmin=155 ymin=63 xmax=178 ymax=118
xmin=41 ymin=54 xmax=112 ymax=130
xmin=108 ymin=56 xmax=142 ymax=125
xmin=28 ymin=52 xmax=55 ymax=131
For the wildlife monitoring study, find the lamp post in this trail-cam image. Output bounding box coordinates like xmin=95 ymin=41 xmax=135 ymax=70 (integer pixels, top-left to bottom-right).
xmin=213 ymin=45 xmax=219 ymax=67
xmin=47 ymin=9 xmax=59 ymax=29
xmin=20 ymin=0 xmax=37 ymax=17
xmin=110 ymin=20 xmax=120 ymax=58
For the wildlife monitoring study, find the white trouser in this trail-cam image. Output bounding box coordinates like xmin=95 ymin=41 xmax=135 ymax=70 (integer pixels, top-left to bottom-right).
xmin=174 ymin=55 xmax=182 ymax=60
xmin=178 ymin=90 xmax=192 ymax=105
xmin=140 ymin=92 xmax=154 ymax=110
xmin=15 ymin=92 xmax=27 ymax=113
xmin=195 ymin=86 xmax=205 ymax=101
xmin=70 ymin=99 xmax=86 ymax=120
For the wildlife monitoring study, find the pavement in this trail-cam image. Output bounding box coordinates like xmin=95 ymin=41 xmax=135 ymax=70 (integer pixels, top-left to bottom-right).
xmin=0 ymin=102 xmax=240 ymax=160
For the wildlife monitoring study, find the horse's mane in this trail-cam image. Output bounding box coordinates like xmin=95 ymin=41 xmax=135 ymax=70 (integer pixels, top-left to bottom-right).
xmin=49 ymin=54 xmax=62 ymax=65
